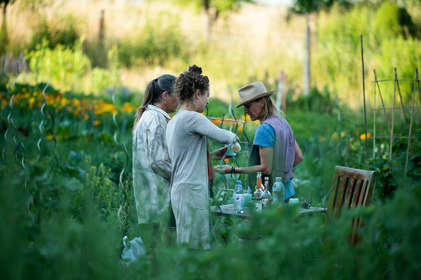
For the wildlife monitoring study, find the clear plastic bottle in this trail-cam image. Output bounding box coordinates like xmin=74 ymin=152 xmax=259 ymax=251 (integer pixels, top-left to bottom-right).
xmin=272 ymin=177 xmax=285 ymax=206
xmin=234 ymin=180 xmax=244 ymax=214
xmin=262 ymin=176 xmax=271 ymax=208
xmin=253 ymin=172 xmax=263 ymax=198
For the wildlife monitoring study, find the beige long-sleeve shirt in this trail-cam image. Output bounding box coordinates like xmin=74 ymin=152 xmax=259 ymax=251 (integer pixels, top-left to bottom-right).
xmin=132 ymin=105 xmax=172 ymax=224
xmin=166 ymin=110 xmax=236 ymax=249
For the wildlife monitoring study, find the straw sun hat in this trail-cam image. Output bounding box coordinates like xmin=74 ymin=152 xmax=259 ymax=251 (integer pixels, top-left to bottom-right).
xmin=235 ymin=82 xmax=275 ymax=108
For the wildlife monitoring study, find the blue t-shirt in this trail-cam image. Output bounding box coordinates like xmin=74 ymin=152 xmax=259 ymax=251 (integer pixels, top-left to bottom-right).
xmin=253 ymin=123 xmax=275 ymax=148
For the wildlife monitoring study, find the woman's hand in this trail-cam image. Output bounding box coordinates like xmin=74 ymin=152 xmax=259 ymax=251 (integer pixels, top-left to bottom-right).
xmin=211 ymin=147 xmax=233 ymax=160
xmin=213 ymin=165 xmax=232 ymax=174
xmin=234 ymin=134 xmax=240 ymax=143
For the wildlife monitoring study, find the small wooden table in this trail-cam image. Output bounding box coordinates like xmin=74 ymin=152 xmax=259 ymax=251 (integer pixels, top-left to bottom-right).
xmin=211 ymin=204 xmax=327 ymax=219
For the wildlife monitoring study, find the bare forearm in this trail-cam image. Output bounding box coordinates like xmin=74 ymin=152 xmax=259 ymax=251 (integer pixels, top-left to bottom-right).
xmin=234 ymin=165 xmax=269 ymax=175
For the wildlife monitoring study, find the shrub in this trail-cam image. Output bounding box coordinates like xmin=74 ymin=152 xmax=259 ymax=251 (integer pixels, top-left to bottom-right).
xmin=25 ymin=38 xmax=91 ymax=92
xmin=117 ymin=13 xmax=189 ymax=68
xmin=28 ymin=14 xmax=80 ymax=51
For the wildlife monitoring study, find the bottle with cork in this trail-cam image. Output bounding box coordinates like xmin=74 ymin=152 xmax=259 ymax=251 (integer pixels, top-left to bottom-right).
xmin=253 ymin=172 xmax=263 ymax=198
xmin=262 ymin=176 xmax=271 ymax=208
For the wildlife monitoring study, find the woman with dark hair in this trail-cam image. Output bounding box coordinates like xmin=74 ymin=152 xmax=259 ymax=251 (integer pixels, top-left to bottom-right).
xmin=132 ymin=74 xmax=178 ymax=250
xmin=215 ymin=82 xmax=303 ymax=202
xmin=166 ymin=65 xmax=240 ymax=250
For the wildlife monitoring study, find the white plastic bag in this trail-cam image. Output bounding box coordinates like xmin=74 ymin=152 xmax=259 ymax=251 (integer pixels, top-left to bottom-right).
xmin=121 ymin=236 xmax=146 ymax=266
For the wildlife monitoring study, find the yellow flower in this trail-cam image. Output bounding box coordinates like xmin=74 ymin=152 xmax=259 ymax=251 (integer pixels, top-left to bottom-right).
xmin=341 ymin=131 xmax=346 ymax=137
xmin=123 ymin=102 xmax=135 ymax=113
xmin=355 ymin=132 xmax=360 ymax=136
xmin=29 ymin=97 xmax=35 ymax=109
xmin=331 ymin=132 xmax=339 ymax=139
xmin=93 ymin=120 xmax=101 ymax=126
xmin=60 ymin=98 xmax=69 ymax=108
xmin=95 ymin=103 xmax=116 ymax=115
xmin=360 ymin=133 xmax=371 ymax=140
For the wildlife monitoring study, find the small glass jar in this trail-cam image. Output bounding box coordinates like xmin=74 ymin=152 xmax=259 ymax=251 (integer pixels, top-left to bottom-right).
xmin=251 ymin=197 xmax=263 ymax=212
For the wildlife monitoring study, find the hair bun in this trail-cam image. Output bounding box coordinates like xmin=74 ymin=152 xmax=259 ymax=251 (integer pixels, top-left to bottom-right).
xmin=188 ymin=65 xmax=202 ymax=75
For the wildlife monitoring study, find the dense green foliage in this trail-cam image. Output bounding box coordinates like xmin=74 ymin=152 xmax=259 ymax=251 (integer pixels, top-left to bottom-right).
xmin=1 ymin=81 xmax=421 ymax=279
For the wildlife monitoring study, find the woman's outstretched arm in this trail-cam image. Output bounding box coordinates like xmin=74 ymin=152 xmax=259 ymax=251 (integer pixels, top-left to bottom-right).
xmin=214 ymin=146 xmax=273 ymax=175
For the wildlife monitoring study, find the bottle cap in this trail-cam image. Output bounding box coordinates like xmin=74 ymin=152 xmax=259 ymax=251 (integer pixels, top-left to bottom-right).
xmin=237 ymin=180 xmax=242 ymax=185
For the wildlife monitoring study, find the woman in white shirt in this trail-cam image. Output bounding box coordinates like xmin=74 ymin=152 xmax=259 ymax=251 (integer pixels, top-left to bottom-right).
xmin=132 ymin=74 xmax=178 ymax=251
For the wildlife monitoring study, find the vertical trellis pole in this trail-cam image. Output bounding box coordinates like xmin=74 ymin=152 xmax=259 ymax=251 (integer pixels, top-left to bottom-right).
xmin=395 ymin=68 xmax=409 ymax=129
xmin=373 ymin=70 xmax=391 ymax=135
xmin=405 ymin=68 xmax=418 ymax=177
xmin=361 ymin=35 xmax=368 ymax=163
xmin=373 ymin=72 xmax=376 ymax=158
xmin=390 ymin=68 xmax=396 ymax=167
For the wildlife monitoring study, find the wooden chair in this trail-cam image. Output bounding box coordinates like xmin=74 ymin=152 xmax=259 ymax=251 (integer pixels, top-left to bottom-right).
xmin=323 ymin=165 xmax=377 ymax=245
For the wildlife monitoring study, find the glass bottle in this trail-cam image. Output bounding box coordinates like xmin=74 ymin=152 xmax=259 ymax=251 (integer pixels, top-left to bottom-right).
xmin=272 ymin=177 xmax=285 ymax=206
xmin=253 ymin=172 xmax=263 ymax=198
xmin=234 ymin=180 xmax=244 ymax=214
xmin=262 ymin=176 xmax=271 ymax=208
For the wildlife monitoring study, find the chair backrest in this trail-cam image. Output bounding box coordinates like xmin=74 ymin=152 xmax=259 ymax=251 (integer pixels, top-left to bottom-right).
xmin=325 ymin=166 xmax=377 ymax=244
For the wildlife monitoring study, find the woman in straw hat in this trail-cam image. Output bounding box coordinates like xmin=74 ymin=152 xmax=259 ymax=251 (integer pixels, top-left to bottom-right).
xmin=215 ymin=81 xmax=303 ymax=202
xmin=166 ymin=65 xmax=240 ymax=250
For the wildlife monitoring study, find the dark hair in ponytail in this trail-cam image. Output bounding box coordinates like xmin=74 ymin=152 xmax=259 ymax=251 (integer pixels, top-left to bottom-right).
xmin=133 ymin=74 xmax=177 ymax=131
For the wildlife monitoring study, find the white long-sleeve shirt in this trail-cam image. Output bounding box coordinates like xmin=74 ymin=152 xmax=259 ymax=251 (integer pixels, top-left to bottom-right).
xmin=132 ymin=105 xmax=172 ymax=224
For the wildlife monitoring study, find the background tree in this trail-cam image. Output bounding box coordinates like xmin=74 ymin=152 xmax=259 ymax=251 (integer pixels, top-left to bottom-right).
xmin=0 ymin=0 xmax=50 ymax=55
xmin=0 ymin=0 xmax=12 ymax=54
xmin=175 ymin=0 xmax=254 ymax=39
xmin=289 ymin=0 xmax=353 ymax=15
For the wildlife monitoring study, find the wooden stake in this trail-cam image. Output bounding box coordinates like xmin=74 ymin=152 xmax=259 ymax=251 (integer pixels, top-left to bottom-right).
xmin=361 ymin=35 xmax=368 ymax=163
xmin=405 ymin=68 xmax=418 ymax=177
xmin=390 ymin=68 xmax=396 ymax=170
xmin=374 ymin=70 xmax=391 ymax=135
xmin=99 ymin=10 xmax=105 ymax=45
xmin=304 ymin=14 xmax=311 ymax=95
xmin=373 ymin=71 xmax=376 ymax=158
xmin=345 ymin=140 xmax=350 ymax=167
xmin=394 ymin=68 xmax=409 ymax=129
